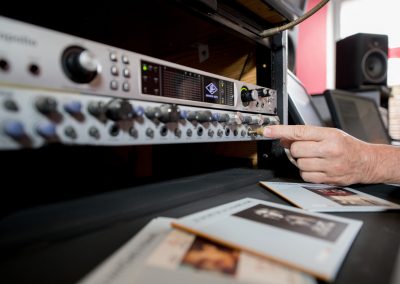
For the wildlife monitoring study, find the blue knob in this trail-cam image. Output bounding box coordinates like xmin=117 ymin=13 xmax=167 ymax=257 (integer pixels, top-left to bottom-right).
xmin=64 ymin=101 xmax=82 ymax=114
xmin=134 ymin=106 xmax=144 ymax=117
xmin=212 ymin=113 xmax=220 ymax=121
xmin=180 ymin=110 xmax=188 ymax=119
xmin=4 ymin=121 xmax=25 ymax=139
xmin=37 ymin=122 xmax=56 ymax=138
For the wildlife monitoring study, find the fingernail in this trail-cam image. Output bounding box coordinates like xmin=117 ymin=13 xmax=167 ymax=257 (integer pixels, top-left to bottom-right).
xmin=263 ymin=127 xmax=272 ymax=137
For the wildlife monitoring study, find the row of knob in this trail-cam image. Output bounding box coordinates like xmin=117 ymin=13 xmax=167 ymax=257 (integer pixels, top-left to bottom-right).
xmin=34 ymin=96 xmax=274 ymax=125
xmin=3 ymin=94 xmax=278 ymax=144
xmin=4 ymin=120 xmax=58 ymax=139
xmin=3 ymin=119 xmax=255 ymax=142
xmin=240 ymin=86 xmax=276 ymax=102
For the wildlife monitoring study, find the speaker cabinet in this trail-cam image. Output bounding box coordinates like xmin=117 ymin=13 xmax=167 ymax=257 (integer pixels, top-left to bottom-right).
xmin=336 ymin=33 xmax=388 ymax=89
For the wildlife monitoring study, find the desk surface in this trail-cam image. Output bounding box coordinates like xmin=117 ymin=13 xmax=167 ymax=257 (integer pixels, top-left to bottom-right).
xmin=1 ymin=168 xmax=400 ymax=284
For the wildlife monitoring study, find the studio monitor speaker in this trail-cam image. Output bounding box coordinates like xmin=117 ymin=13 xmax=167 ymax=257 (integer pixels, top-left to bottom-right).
xmin=336 ymin=33 xmax=388 ymax=89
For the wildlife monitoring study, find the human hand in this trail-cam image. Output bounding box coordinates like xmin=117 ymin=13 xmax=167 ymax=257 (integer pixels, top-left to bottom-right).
xmin=263 ymin=125 xmax=376 ymax=185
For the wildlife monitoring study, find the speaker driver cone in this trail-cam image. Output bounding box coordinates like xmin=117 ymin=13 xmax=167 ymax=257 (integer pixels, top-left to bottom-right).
xmin=361 ymin=48 xmax=387 ymax=83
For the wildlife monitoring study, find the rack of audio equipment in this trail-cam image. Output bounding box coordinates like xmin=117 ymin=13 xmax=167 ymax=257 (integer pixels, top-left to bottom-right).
xmin=0 ymin=0 xmax=290 ymax=214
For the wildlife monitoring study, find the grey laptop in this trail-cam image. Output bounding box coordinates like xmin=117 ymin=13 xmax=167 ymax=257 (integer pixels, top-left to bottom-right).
xmin=324 ymin=89 xmax=392 ymax=145
xmin=287 ymin=70 xmax=326 ymax=126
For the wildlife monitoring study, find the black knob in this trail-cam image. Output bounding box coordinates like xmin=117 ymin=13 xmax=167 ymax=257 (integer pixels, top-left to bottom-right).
xmin=269 ymin=118 xmax=279 ymax=125
xmin=158 ymin=104 xmax=180 ymax=123
xmin=217 ymin=113 xmax=230 ymax=123
xmin=262 ymin=117 xmax=271 ymax=125
xmin=256 ymin=88 xmax=271 ymax=97
xmin=35 ymin=96 xmax=57 ymax=114
xmin=105 ymin=99 xmax=133 ymax=121
xmin=187 ymin=111 xmax=212 ymax=123
xmin=241 ymin=88 xmax=258 ymax=102
xmin=241 ymin=116 xmax=252 ymax=124
xmin=62 ymin=46 xmax=99 ymax=83
xmin=145 ymin=107 xmax=161 ymax=120
xmin=88 ymin=101 xmax=106 ymax=117
xmin=186 ymin=111 xmax=197 ymax=121
xmin=4 ymin=99 xmax=19 ymax=111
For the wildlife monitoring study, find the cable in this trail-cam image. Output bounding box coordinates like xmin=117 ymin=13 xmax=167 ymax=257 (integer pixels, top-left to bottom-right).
xmin=259 ymin=0 xmax=330 ymax=38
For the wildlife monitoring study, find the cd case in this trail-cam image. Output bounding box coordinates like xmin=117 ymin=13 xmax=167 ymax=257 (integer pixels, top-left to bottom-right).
xmin=260 ymin=182 xmax=400 ymax=212
xmin=78 ymin=217 xmax=315 ymax=284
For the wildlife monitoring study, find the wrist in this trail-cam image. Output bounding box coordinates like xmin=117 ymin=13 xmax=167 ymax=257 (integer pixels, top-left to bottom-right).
xmin=363 ymin=144 xmax=400 ymax=184
xmin=362 ymin=143 xmax=381 ymax=184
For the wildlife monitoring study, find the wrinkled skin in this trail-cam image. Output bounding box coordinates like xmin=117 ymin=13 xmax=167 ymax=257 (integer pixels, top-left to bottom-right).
xmin=263 ymin=125 xmax=400 ymax=186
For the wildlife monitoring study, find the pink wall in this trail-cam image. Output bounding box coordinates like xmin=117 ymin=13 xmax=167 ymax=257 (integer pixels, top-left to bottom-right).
xmin=296 ymin=0 xmax=329 ymax=95
xmin=389 ymin=47 xmax=400 ymax=59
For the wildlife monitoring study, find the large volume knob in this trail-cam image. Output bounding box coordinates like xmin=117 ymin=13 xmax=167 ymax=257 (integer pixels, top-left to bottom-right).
xmin=241 ymin=87 xmax=258 ymax=103
xmin=62 ymin=46 xmax=99 ymax=83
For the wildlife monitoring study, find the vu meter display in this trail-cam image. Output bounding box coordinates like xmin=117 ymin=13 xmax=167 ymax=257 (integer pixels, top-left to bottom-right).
xmin=141 ymin=61 xmax=234 ymax=106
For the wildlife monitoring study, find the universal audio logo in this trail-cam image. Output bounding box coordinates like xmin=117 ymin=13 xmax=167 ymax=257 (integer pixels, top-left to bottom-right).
xmin=0 ymin=31 xmax=37 ymax=46
xmin=206 ymin=82 xmax=218 ymax=94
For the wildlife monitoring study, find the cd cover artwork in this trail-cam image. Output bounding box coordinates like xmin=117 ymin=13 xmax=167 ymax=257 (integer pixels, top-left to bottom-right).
xmin=172 ymin=198 xmax=363 ymax=281
xmin=233 ymin=204 xmax=347 ymax=242
xmin=79 ymin=217 xmax=315 ymax=284
xmin=260 ymin=182 xmax=400 ymax=212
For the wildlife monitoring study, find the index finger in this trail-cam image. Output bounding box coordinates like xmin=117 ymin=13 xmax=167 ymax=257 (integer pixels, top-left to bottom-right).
xmin=263 ymin=125 xmax=329 ymax=141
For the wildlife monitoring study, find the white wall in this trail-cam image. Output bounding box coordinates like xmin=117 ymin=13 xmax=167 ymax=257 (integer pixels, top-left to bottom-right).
xmin=338 ymin=0 xmax=400 ymax=86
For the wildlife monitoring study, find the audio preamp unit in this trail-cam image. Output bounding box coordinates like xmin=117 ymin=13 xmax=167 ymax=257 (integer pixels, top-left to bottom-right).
xmin=0 ymin=16 xmax=280 ymax=150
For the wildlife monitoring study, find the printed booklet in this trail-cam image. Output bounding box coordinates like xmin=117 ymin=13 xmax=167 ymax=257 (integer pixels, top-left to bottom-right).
xmin=172 ymin=198 xmax=363 ymax=282
xmin=78 ymin=217 xmax=315 ymax=284
xmin=260 ymin=182 xmax=400 ymax=212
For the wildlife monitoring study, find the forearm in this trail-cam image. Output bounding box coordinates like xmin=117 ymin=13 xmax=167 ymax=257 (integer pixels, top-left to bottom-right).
xmin=366 ymin=144 xmax=400 ymax=184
